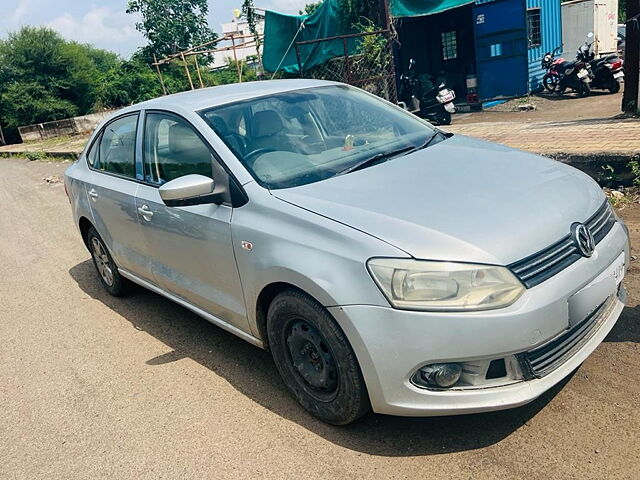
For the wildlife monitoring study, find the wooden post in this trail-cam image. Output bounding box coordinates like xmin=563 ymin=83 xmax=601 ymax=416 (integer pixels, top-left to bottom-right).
xmin=153 ymin=54 xmax=168 ymax=95
xmin=194 ymin=55 xmax=205 ymax=89
xmin=181 ymin=52 xmax=195 ymax=90
xmin=231 ymin=35 xmax=242 ymax=82
xmin=623 ymin=0 xmax=640 ymax=112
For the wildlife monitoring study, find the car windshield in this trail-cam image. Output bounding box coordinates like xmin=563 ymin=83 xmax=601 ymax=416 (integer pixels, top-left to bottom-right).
xmin=199 ymin=85 xmax=437 ymax=189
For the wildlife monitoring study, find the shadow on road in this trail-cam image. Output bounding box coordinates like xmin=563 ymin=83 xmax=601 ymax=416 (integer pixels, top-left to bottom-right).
xmin=605 ymin=303 xmax=640 ymax=343
xmin=71 ymin=259 xmax=578 ymax=457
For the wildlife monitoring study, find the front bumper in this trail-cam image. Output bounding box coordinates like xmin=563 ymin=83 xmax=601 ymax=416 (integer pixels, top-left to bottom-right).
xmin=329 ymin=222 xmax=629 ymax=416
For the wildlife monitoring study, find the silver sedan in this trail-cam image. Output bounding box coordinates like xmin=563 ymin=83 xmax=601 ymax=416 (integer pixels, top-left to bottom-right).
xmin=65 ymin=80 xmax=629 ymax=424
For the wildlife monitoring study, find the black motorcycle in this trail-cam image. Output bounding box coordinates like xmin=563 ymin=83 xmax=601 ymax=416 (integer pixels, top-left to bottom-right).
xmin=398 ymin=59 xmax=457 ymax=125
xmin=576 ymin=35 xmax=624 ymax=94
xmin=542 ymin=46 xmax=592 ymax=97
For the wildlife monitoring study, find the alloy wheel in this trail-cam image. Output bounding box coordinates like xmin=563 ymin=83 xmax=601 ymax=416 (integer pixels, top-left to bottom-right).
xmin=91 ymin=237 xmax=114 ymax=287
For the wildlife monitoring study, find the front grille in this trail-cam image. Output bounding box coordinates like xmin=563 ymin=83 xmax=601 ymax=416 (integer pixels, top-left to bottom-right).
xmin=509 ymin=201 xmax=615 ymax=288
xmin=518 ymin=295 xmax=615 ymax=378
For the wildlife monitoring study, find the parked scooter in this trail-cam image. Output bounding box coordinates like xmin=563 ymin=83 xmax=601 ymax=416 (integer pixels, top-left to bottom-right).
xmin=576 ymin=33 xmax=624 ymax=94
xmin=398 ymin=59 xmax=457 ymax=125
xmin=542 ymin=46 xmax=592 ymax=97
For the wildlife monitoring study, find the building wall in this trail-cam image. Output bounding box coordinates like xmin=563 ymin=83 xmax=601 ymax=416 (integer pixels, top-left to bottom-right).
xmin=527 ymin=0 xmax=563 ymax=91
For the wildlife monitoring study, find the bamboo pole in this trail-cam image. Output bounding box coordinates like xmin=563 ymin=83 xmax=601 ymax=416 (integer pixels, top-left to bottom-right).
xmin=181 ymin=52 xmax=195 ymax=90
xmin=194 ymin=55 xmax=205 ymax=88
xmin=153 ymin=54 xmax=168 ymax=95
xmin=231 ymin=35 xmax=242 ymax=83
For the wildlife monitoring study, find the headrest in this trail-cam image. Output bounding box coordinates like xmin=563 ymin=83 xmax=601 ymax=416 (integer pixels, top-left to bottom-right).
xmin=168 ymin=122 xmax=201 ymax=155
xmin=252 ymin=110 xmax=284 ymax=137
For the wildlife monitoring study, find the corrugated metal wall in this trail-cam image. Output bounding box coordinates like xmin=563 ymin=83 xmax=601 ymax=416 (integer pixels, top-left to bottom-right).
xmin=527 ymin=0 xmax=563 ymax=91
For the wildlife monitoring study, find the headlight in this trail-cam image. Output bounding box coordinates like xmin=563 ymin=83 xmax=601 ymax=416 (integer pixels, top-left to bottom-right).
xmin=367 ymin=258 xmax=524 ymax=311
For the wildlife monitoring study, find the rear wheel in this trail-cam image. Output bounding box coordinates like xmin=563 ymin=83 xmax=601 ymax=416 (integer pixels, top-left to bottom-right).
xmin=577 ymin=83 xmax=591 ymax=97
xmin=609 ymin=81 xmax=621 ymax=94
xmin=87 ymin=226 xmax=131 ymax=297
xmin=267 ymin=290 xmax=370 ymax=425
xmin=437 ymin=110 xmax=452 ymax=126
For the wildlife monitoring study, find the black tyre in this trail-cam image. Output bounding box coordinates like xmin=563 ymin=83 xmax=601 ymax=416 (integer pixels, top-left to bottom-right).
xmin=543 ymin=74 xmax=559 ymax=92
xmin=609 ymin=81 xmax=621 ymax=94
xmin=438 ymin=110 xmax=452 ymax=126
xmin=267 ymin=290 xmax=370 ymax=425
xmin=577 ymin=83 xmax=591 ymax=97
xmin=86 ymin=226 xmax=131 ymax=297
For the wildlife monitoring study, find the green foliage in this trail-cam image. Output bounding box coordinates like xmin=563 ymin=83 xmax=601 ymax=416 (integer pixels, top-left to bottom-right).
xmin=353 ymin=18 xmax=390 ymax=70
xmin=338 ymin=0 xmax=384 ymax=30
xmin=24 ymin=151 xmax=47 ymax=161
xmin=126 ymin=0 xmax=217 ymax=61
xmin=242 ymin=0 xmax=263 ymax=52
xmin=628 ymin=160 xmax=640 ymax=187
xmin=299 ymin=1 xmax=323 ymax=15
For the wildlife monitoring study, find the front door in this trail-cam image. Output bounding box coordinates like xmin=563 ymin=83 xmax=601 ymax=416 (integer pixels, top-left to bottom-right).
xmin=134 ymin=111 xmax=249 ymax=332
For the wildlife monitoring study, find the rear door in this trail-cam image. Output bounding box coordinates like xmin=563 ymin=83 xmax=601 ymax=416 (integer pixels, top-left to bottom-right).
xmin=85 ymin=113 xmax=151 ymax=281
xmin=134 ymin=111 xmax=249 ymax=332
xmin=473 ymin=0 xmax=528 ymax=100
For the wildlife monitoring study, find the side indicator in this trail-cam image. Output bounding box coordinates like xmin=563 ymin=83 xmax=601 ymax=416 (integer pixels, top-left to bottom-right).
xmin=241 ymin=241 xmax=253 ymax=251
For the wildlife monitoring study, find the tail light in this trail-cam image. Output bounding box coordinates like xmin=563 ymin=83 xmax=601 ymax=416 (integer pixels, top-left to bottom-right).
xmin=611 ymin=60 xmax=623 ymax=70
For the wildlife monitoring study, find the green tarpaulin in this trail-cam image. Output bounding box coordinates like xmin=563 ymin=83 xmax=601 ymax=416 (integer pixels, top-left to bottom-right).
xmin=262 ymin=0 xmax=357 ymax=74
xmin=262 ymin=0 xmax=474 ymax=73
xmin=390 ymin=0 xmax=475 ymax=17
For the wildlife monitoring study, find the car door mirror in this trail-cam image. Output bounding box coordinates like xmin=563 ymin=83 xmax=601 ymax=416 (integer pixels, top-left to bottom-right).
xmin=159 ymin=174 xmax=217 ymax=207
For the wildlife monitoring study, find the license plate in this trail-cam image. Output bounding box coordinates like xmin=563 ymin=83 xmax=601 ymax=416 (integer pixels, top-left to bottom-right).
xmin=577 ymin=69 xmax=588 ymax=79
xmin=614 ymin=71 xmax=624 ymax=79
xmin=438 ymin=91 xmax=455 ymax=103
xmin=444 ymin=102 xmax=457 ymax=113
xmin=567 ymin=252 xmax=625 ymax=327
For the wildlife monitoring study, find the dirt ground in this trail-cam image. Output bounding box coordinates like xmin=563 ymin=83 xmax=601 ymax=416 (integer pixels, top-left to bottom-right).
xmin=1 ymin=157 xmax=639 ymax=479
xmin=455 ymin=90 xmax=624 ymax=125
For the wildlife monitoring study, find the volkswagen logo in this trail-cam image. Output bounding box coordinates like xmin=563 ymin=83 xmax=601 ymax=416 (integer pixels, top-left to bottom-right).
xmin=571 ymin=223 xmax=595 ymax=257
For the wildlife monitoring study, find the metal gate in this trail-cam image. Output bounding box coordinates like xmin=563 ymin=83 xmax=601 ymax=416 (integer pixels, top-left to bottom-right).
xmin=473 ymin=0 xmax=528 ymax=100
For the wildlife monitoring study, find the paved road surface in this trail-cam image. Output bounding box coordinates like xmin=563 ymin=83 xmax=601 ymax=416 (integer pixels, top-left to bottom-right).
xmin=1 ymin=158 xmax=639 ymax=479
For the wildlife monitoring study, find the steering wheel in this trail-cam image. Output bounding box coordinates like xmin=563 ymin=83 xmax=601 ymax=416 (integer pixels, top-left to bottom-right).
xmin=244 ymin=148 xmax=277 ymax=168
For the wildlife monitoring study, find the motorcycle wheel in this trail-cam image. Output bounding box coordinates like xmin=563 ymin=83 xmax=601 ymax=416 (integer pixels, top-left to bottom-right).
xmin=577 ymin=83 xmax=591 ymax=98
xmin=609 ymin=81 xmax=621 ymax=94
xmin=437 ymin=110 xmax=452 ymax=126
xmin=543 ymin=74 xmax=559 ymax=92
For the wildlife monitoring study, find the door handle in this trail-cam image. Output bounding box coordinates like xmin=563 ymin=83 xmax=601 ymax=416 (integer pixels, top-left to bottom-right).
xmin=137 ymin=204 xmax=154 ymax=221
xmin=88 ymin=189 xmax=98 ymax=200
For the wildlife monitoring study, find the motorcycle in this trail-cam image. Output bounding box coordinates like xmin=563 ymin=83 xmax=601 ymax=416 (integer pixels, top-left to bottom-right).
xmin=542 ymin=46 xmax=592 ymax=97
xmin=398 ymin=59 xmax=457 ymax=125
xmin=576 ymin=33 xmax=624 ymax=94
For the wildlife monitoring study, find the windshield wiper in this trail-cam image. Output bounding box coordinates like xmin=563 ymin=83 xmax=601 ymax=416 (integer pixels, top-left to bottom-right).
xmin=336 ymin=145 xmax=418 ymax=176
xmin=336 ymin=132 xmax=442 ymax=176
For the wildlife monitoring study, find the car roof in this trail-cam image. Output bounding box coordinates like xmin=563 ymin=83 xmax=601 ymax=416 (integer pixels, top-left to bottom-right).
xmin=119 ymin=79 xmax=340 ymax=114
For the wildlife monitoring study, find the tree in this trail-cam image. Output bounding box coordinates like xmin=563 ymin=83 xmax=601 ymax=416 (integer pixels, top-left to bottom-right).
xmin=299 ymin=1 xmax=323 ymax=15
xmin=126 ymin=0 xmax=217 ymax=61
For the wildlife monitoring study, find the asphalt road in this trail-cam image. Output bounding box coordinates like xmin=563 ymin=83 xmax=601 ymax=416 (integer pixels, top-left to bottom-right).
xmin=1 ymin=157 xmax=639 ymax=479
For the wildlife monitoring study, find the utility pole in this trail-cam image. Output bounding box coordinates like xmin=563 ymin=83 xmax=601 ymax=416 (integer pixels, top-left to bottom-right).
xmin=623 ymin=0 xmax=640 ymax=112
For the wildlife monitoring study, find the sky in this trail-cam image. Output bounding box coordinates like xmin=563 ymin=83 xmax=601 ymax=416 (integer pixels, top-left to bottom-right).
xmin=0 ymin=0 xmax=309 ymax=57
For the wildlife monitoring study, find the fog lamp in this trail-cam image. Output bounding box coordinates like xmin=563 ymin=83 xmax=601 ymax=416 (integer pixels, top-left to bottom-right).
xmin=417 ymin=363 xmax=462 ymax=388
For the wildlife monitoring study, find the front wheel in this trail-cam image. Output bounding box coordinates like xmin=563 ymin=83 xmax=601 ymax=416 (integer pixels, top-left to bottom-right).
xmin=267 ymin=290 xmax=370 ymax=425
xmin=577 ymin=82 xmax=591 ymax=97
xmin=543 ymin=73 xmax=559 ymax=92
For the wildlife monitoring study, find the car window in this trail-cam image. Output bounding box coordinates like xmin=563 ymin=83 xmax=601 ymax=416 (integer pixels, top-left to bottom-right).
xmin=201 ymin=85 xmax=435 ymax=189
xmin=86 ymin=133 xmax=101 ymax=168
xmin=143 ymin=112 xmax=214 ymax=185
xmin=97 ymin=114 xmax=138 ymax=178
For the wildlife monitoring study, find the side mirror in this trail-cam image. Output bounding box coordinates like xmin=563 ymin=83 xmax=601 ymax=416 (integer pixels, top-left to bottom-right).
xmin=159 ymin=174 xmax=217 ymax=207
